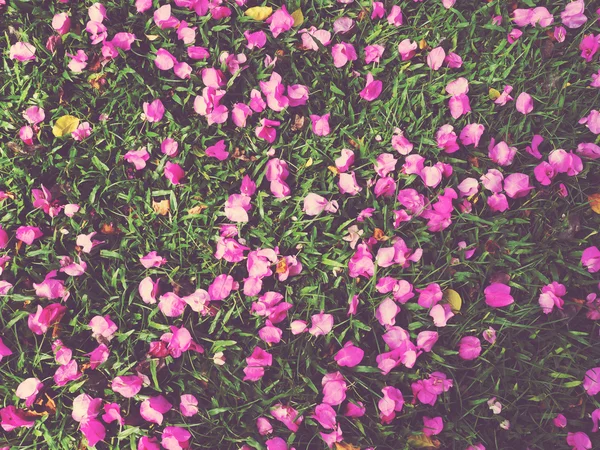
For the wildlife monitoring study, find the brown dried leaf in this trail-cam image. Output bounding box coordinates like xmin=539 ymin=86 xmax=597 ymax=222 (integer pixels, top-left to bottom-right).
xmin=468 ymin=155 xmax=480 ymax=168
xmin=275 ymin=258 xmax=288 ymax=274
xmin=100 ymin=222 xmax=121 ymax=235
xmin=152 ymin=199 xmax=170 ymax=216
xmin=589 ymin=194 xmax=600 ymax=214
xmin=291 ymin=114 xmax=306 ymax=131
xmin=187 ymin=205 xmax=207 ymax=215
xmin=335 ymin=443 xmax=360 ymax=450
xmin=372 ymin=228 xmax=388 ymax=241
xmin=88 ymin=54 xmax=102 ymax=72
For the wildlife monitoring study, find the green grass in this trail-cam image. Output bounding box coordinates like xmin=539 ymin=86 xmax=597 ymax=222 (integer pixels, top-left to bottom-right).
xmin=1 ymin=0 xmax=600 ymax=449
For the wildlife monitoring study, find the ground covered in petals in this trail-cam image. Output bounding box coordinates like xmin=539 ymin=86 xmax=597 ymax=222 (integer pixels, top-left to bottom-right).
xmin=1 ymin=0 xmax=600 ymax=449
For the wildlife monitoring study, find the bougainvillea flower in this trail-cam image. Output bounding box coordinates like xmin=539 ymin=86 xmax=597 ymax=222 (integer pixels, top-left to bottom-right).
xmin=140 ymin=395 xmax=172 ymax=425
xmin=16 ymin=378 xmax=43 ymax=408
xmin=427 ymin=47 xmax=446 ymax=71
xmin=28 ymin=303 xmax=67 ymax=335
xmin=423 ymin=416 xmax=444 ymax=436
xmin=266 ymin=6 xmax=294 ymax=38
xmin=553 ymin=413 xmax=567 ymax=428
xmin=154 ymin=5 xmax=179 ymax=29
xmin=516 ymin=92 xmax=534 ymax=114
xmin=140 ymin=251 xmax=166 ymax=268
xmin=256 ymin=417 xmax=273 ymax=435
xmin=507 ymin=29 xmax=523 ymax=43
xmin=179 ymin=394 xmax=198 ymax=417
xmin=504 ymin=173 xmax=533 ymax=198
xmin=484 ymin=283 xmax=514 ymax=307
xmin=584 ymin=367 xmax=600 ymax=395
xmin=299 ymin=27 xmax=332 ymax=50
xmin=417 ymin=284 xmax=443 ymax=308
xmin=411 ymin=372 xmax=453 ymax=406
xmin=322 ymin=372 xmax=347 ymax=406
xmin=360 ymin=73 xmax=383 ymax=101
xmin=9 ymin=42 xmax=36 ymax=62
xmin=417 ymin=331 xmax=439 ymax=352
xmin=310 ymin=114 xmax=331 ymax=136
xmin=138 ymin=436 xmax=161 ymax=450
xmin=436 ymin=124 xmax=460 ymax=153
xmin=460 ymin=123 xmax=485 ymax=147
xmin=162 ymin=426 xmax=191 ymax=450
xmin=331 ymin=42 xmax=357 ymax=68
xmin=89 ymin=315 xmax=118 ymax=341
xmin=155 ymin=48 xmax=178 ymax=70
xmin=243 ymin=346 xmax=272 ymax=381
xmin=539 ymin=282 xmax=566 ymax=314
xmin=164 ymin=162 xmax=185 ymax=185
xmin=255 ymin=118 xmax=280 ymax=143
xmin=489 ymin=140 xmax=517 ymax=166
xmin=566 ymin=432 xmax=592 ymax=450
xmin=582 ymin=246 xmax=600 ymax=273
xmin=112 ymin=375 xmax=143 ymax=398
xmin=0 ymin=338 xmax=12 ymax=362
xmin=101 ymin=403 xmax=124 ymax=425
xmin=429 ymin=304 xmax=454 ymax=327
xmin=88 ymin=344 xmax=109 ymax=369
xmin=562 ymin=0 xmax=587 ymax=29
xmin=54 ymin=359 xmax=81 ymax=386
xmin=23 ymin=106 xmax=45 ymax=125
xmin=364 ymin=44 xmax=384 ymax=63
xmin=76 ymin=232 xmax=103 ymax=254
xmin=271 ymin=403 xmax=303 ymax=432
xmin=445 ymin=52 xmax=462 ymax=68
xmin=0 ymin=405 xmax=35 ymax=431
xmin=16 ymin=226 xmax=43 ymax=245
xmin=334 ymin=341 xmax=364 ymax=367
xmin=265 ymin=437 xmax=292 ymax=450
xmin=458 ymin=336 xmax=482 ymax=360
xmin=313 ymin=403 xmax=337 ymax=430
xmin=309 ymin=311 xmax=334 ymax=336
xmin=378 ymin=386 xmax=404 ymax=423
xmin=398 ymin=39 xmax=417 ymax=60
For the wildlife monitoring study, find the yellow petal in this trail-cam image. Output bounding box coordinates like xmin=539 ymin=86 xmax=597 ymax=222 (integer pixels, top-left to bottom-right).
xmin=589 ymin=193 xmax=600 ymax=214
xmin=305 ymin=157 xmax=313 ymax=168
xmin=52 ymin=115 xmax=80 ymax=137
xmin=244 ymin=6 xmax=273 ymax=21
xmin=335 ymin=443 xmax=360 ymax=450
xmin=444 ymin=288 xmax=462 ymax=313
xmin=407 ymin=434 xmax=441 ymax=449
xmin=489 ymin=88 xmax=501 ymax=100
xmin=291 ymin=9 xmax=304 ymax=27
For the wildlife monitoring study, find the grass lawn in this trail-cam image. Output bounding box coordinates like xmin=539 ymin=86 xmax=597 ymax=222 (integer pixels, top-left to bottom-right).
xmin=1 ymin=0 xmax=600 ymax=449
